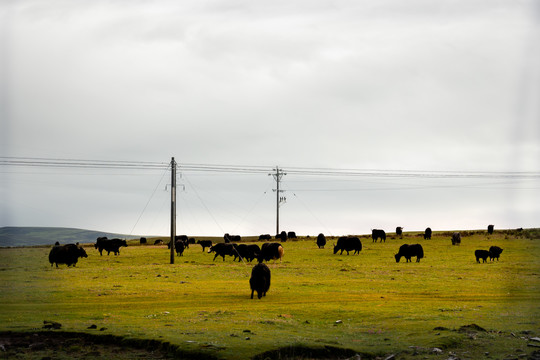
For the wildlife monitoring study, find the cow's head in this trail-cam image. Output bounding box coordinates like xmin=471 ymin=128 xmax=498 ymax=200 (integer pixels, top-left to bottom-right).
xmin=394 ymin=253 xmax=401 ymax=263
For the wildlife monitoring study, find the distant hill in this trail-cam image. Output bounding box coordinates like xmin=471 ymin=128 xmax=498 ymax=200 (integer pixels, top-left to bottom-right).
xmin=0 ymin=227 xmax=140 ymax=247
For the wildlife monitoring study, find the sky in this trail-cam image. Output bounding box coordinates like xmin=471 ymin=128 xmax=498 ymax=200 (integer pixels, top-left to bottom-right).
xmin=1 ymin=0 xmax=539 ymax=239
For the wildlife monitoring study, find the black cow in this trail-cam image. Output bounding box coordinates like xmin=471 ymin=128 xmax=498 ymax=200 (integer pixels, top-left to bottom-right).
xmin=259 ymin=234 xmax=272 ymax=241
xmin=95 ymin=238 xmax=127 ymax=256
xmin=208 ymin=243 xmax=236 ymax=261
xmin=333 ymin=236 xmax=362 ymax=255
xmin=487 ymin=225 xmax=494 ymax=235
xmin=287 ymin=231 xmax=297 ymax=239
xmin=140 ymin=237 xmax=147 ymax=244
xmin=372 ymin=229 xmax=386 ymax=242
xmin=175 ymin=235 xmax=189 ymax=248
xmin=258 ymin=243 xmax=284 ymax=263
xmin=250 ymin=263 xmax=271 ymax=299
xmin=424 ymin=227 xmax=432 ymax=240
xmin=233 ymin=244 xmax=261 ymax=262
xmin=49 ymin=243 xmax=88 ymax=268
xmin=171 ymin=240 xmax=184 ymax=256
xmin=154 ymin=239 xmax=164 ymax=245
xmin=475 ymin=249 xmax=490 ymax=263
xmin=395 ymin=244 xmax=424 ymax=263
xmin=396 ymin=227 xmax=403 ymax=238
xmin=489 ymin=246 xmax=503 ymax=261
xmin=245 ymin=244 xmax=261 ymax=262
xmin=224 ymin=233 xmax=241 ymax=243
xmin=233 ymin=244 xmax=248 ymax=262
xmin=451 ymin=232 xmax=461 ymax=245
xmin=196 ymin=240 xmax=212 ymax=252
xmin=316 ymin=233 xmax=326 ymax=249
xmin=277 ymin=231 xmax=288 ymax=242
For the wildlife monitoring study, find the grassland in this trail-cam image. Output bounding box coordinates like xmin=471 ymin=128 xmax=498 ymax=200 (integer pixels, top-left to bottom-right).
xmin=0 ymin=229 xmax=539 ymax=359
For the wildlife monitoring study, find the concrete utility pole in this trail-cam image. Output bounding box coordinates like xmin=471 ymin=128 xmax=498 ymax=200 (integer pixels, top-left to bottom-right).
xmin=170 ymin=157 xmax=176 ymax=264
xmin=269 ymin=166 xmax=286 ymax=235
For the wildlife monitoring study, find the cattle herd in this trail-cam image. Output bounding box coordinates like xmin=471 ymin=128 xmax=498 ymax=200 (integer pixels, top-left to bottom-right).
xmin=48 ymin=224 xmax=505 ymax=299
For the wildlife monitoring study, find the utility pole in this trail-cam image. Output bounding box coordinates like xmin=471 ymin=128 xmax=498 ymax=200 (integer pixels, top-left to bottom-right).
xmin=170 ymin=157 xmax=176 ymax=264
xmin=269 ymin=166 xmax=286 ymax=235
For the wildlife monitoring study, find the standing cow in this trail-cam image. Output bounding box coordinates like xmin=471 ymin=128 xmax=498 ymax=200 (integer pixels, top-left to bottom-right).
xmin=372 ymin=229 xmax=386 ymax=243
xmin=475 ymin=249 xmax=490 ymax=263
xmin=487 ymin=225 xmax=494 ymax=235
xmin=489 ymin=246 xmax=503 ymax=261
xmin=208 ymin=243 xmax=236 ymax=261
xmin=49 ymin=243 xmax=88 ymax=268
xmin=424 ymin=227 xmax=432 ymax=240
xmin=316 ymin=233 xmax=326 ymax=249
xmin=196 ymin=240 xmax=213 ymax=252
xmin=95 ymin=238 xmax=128 ymax=256
xmin=333 ymin=236 xmax=362 ymax=255
xmin=395 ymin=244 xmax=424 ymax=263
xmin=258 ymin=243 xmax=284 ymax=263
xmin=451 ymin=232 xmax=461 ymax=245
xmin=250 ymin=263 xmax=271 ymax=299
xmin=396 ymin=227 xmax=403 ymax=238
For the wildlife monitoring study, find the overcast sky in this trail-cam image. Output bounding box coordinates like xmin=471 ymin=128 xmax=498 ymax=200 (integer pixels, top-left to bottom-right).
xmin=1 ymin=0 xmax=539 ymax=239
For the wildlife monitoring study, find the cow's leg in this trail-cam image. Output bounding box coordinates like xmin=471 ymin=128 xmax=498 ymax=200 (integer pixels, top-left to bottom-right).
xmin=251 ymin=290 xmax=254 ymax=299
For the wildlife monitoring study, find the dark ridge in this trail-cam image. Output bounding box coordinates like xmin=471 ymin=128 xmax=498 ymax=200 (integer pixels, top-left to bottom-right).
xmin=0 ymin=331 xmax=220 ymax=360
xmin=0 ymin=227 xmax=140 ymax=247
xmin=252 ymin=344 xmax=370 ymax=360
xmin=458 ymin=324 xmax=487 ymax=332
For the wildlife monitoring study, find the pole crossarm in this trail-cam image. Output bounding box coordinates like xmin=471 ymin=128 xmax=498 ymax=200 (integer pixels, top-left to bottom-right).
xmin=170 ymin=157 xmax=177 ymax=264
xmin=269 ymin=167 xmax=287 ymax=235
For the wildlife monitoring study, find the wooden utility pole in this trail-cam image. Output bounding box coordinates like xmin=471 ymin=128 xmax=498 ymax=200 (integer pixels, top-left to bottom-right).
xmin=170 ymin=157 xmax=176 ymax=264
xmin=270 ymin=167 xmax=286 ymax=235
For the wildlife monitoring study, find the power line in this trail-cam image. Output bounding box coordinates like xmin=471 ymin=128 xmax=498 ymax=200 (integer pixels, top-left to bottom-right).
xmin=1 ymin=156 xmax=539 ymax=179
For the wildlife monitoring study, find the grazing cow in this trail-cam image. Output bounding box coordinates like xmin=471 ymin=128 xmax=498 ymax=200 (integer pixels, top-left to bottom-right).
xmin=49 ymin=243 xmax=88 ymax=268
xmin=250 ymin=263 xmax=271 ymax=299
xmin=154 ymin=239 xmax=164 ymax=245
xmin=259 ymin=234 xmax=272 ymax=241
xmin=175 ymin=235 xmax=189 ymax=248
xmin=451 ymin=232 xmax=461 ymax=245
xmin=95 ymin=238 xmax=128 ymax=256
xmin=277 ymin=231 xmax=288 ymax=242
xmin=372 ymin=229 xmax=386 ymax=242
xmin=233 ymin=244 xmax=260 ymax=262
xmin=224 ymin=233 xmax=241 ymax=243
xmin=208 ymin=243 xmax=236 ymax=261
xmin=287 ymin=231 xmax=297 ymax=239
xmin=170 ymin=240 xmax=184 ymax=256
xmin=475 ymin=249 xmax=490 ymax=263
xmin=424 ymin=227 xmax=432 ymax=240
xmin=316 ymin=233 xmax=326 ymax=249
xmin=140 ymin=237 xmax=147 ymax=245
xmin=489 ymin=246 xmax=503 ymax=261
xmin=395 ymin=244 xmax=424 ymax=263
xmin=233 ymin=244 xmax=248 ymax=262
xmin=245 ymin=244 xmax=261 ymax=262
xmin=258 ymin=243 xmax=284 ymax=263
xmin=487 ymin=225 xmax=494 ymax=235
xmin=196 ymin=240 xmax=213 ymax=252
xmin=333 ymin=236 xmax=362 ymax=255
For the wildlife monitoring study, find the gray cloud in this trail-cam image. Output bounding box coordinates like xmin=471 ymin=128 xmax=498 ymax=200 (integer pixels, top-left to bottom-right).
xmin=1 ymin=0 xmax=539 ymax=236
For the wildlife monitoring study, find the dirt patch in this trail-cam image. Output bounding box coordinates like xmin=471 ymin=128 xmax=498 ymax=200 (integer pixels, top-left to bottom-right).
xmin=252 ymin=345 xmax=368 ymax=360
xmin=0 ymin=331 xmax=217 ymax=360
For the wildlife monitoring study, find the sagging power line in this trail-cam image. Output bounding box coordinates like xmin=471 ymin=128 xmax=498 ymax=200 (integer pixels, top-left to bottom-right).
xmin=2 ymin=156 xmax=539 ymax=179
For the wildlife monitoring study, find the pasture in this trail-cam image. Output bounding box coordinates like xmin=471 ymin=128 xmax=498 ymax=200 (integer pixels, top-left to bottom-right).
xmin=0 ymin=229 xmax=539 ymax=359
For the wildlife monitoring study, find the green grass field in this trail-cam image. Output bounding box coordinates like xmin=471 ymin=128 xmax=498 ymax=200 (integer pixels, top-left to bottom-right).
xmin=1 ymin=230 xmax=539 ymax=359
